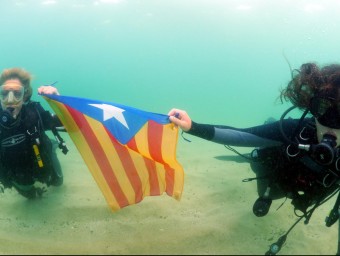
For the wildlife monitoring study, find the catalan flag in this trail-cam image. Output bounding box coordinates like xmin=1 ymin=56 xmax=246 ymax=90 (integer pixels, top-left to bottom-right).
xmin=42 ymin=94 xmax=184 ymax=211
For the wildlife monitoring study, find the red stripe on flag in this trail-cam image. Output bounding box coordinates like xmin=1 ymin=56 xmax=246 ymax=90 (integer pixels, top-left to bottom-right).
xmin=105 ymin=130 xmax=144 ymax=204
xmin=147 ymin=120 xmax=164 ymax=163
xmin=146 ymin=120 xmax=164 ymax=196
xmin=66 ymin=106 xmax=130 ymax=208
xmin=126 ymin=137 xmax=138 ymax=152
xmin=164 ymin=165 xmax=175 ymax=196
xmin=143 ymin=157 xmax=160 ymax=196
xmin=147 ymin=120 xmax=176 ymax=196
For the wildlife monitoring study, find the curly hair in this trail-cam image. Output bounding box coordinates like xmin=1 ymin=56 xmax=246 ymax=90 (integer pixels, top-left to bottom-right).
xmin=280 ymin=63 xmax=340 ymax=110
xmin=0 ymin=67 xmax=33 ymax=102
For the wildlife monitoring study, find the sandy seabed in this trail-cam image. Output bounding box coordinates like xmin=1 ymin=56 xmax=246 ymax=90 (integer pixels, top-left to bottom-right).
xmin=0 ymin=134 xmax=338 ymax=255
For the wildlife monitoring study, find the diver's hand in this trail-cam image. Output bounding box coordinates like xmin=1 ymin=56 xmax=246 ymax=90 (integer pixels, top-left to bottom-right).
xmin=38 ymin=85 xmax=60 ymax=95
xmin=168 ymin=108 xmax=192 ymax=132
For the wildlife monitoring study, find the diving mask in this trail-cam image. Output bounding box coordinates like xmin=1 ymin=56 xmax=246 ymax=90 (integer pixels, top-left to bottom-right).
xmin=0 ymin=84 xmax=25 ymax=103
xmin=310 ymin=97 xmax=340 ymax=129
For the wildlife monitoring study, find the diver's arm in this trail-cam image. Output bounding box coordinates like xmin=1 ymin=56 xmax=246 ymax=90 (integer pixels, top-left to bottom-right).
xmin=49 ymin=113 xmax=66 ymax=132
xmin=187 ymin=121 xmax=282 ymax=147
xmin=168 ymin=108 xmax=298 ymax=147
xmin=34 ymin=102 xmax=66 ymax=131
xmin=43 ymin=112 xmax=66 ymax=132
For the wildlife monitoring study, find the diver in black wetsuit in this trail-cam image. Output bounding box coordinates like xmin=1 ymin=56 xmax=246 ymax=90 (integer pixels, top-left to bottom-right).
xmin=168 ymin=63 xmax=340 ymax=255
xmin=0 ymin=68 xmax=68 ymax=199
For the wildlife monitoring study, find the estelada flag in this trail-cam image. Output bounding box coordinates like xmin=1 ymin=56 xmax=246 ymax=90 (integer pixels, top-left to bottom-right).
xmin=42 ymin=94 xmax=184 ymax=211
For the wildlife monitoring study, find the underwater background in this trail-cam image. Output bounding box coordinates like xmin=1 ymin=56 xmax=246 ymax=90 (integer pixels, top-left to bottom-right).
xmin=1 ymin=0 xmax=340 ymax=255
xmin=1 ymin=0 xmax=340 ymax=127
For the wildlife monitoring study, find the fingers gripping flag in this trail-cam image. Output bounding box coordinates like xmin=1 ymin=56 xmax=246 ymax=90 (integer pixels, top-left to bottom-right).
xmin=43 ymin=94 xmax=184 ymax=211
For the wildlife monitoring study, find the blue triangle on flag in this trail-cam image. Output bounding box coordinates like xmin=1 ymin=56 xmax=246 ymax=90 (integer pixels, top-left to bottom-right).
xmin=43 ymin=94 xmax=170 ymax=144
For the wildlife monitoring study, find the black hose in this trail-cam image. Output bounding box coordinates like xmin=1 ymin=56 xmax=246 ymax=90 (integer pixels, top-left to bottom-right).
xmin=279 ymin=106 xmax=309 ymax=146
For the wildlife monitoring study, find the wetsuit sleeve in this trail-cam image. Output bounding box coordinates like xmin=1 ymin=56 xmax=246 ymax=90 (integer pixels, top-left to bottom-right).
xmin=186 ymin=119 xmax=300 ymax=147
xmin=34 ymin=103 xmax=65 ymax=131
xmin=43 ymin=113 xmax=65 ymax=131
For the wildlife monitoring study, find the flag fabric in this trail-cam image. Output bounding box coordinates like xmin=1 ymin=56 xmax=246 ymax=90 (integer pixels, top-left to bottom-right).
xmin=42 ymin=94 xmax=184 ymax=211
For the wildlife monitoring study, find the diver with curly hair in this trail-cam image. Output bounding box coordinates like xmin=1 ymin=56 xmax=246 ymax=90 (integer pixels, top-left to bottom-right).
xmin=168 ymin=62 xmax=340 ymax=255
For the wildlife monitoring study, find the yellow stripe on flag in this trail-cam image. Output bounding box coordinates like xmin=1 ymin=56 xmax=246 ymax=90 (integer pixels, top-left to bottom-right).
xmin=85 ymin=116 xmax=137 ymax=205
xmin=43 ymin=95 xmax=185 ymax=210
xmin=134 ymin=123 xmax=151 ymax=159
xmin=46 ymin=98 xmax=121 ymax=210
xmin=161 ymin=124 xmax=184 ymax=200
xmin=128 ymin=149 xmax=151 ymax=197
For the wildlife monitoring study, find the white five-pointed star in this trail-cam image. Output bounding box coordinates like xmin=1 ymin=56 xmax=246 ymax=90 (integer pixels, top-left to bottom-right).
xmin=89 ymin=104 xmax=129 ymax=129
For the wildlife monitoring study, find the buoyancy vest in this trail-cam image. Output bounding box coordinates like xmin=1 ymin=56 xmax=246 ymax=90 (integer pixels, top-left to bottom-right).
xmin=250 ymin=121 xmax=340 ymax=215
xmin=0 ymin=102 xmax=55 ymax=187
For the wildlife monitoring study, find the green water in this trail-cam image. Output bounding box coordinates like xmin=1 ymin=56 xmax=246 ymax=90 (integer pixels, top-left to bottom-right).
xmin=1 ymin=0 xmax=340 ymax=127
xmin=1 ymin=1 xmax=340 ymax=254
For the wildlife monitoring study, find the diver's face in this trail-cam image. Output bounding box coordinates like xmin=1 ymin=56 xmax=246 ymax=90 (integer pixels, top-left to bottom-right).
xmin=0 ymin=79 xmax=25 ymax=119
xmin=315 ymin=119 xmax=340 ymax=147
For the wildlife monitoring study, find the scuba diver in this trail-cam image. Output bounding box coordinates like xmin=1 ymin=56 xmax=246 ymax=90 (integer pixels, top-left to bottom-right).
xmin=168 ymin=62 xmax=340 ymax=255
xmin=0 ymin=67 xmax=68 ymax=199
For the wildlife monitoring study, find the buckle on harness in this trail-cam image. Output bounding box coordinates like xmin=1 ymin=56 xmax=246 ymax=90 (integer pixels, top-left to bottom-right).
xmin=27 ymin=126 xmax=40 ymax=145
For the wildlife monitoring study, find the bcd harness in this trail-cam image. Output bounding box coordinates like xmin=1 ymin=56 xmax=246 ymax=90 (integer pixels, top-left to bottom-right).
xmin=25 ymin=110 xmax=69 ymax=168
xmin=250 ymin=120 xmax=340 ymax=219
xmin=226 ymin=106 xmax=340 ymax=255
xmin=0 ymin=102 xmax=68 ymax=181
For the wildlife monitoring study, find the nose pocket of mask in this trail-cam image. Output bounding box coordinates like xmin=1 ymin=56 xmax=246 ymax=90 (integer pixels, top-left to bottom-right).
xmin=7 ymin=91 xmax=14 ymax=102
